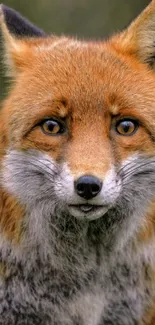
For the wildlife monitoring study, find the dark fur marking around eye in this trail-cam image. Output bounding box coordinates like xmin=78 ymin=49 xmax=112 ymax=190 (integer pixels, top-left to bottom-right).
xmin=144 ymin=50 xmax=155 ymax=68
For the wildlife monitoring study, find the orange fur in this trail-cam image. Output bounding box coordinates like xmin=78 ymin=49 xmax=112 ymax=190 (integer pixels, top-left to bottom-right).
xmin=0 ymin=189 xmax=24 ymax=243
xmin=1 ymin=3 xmax=155 ymax=238
xmin=1 ymin=1 xmax=155 ymax=322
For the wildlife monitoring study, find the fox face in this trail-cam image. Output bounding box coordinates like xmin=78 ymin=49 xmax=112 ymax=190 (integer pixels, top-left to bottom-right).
xmin=1 ymin=3 xmax=155 ymax=249
xmin=2 ymin=3 xmax=155 ymax=325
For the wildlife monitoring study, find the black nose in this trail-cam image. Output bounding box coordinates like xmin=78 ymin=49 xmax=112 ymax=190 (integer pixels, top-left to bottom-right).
xmin=75 ymin=175 xmax=102 ymax=200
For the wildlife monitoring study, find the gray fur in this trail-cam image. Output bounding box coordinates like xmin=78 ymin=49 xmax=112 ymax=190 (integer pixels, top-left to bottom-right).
xmin=0 ymin=150 xmax=155 ymax=324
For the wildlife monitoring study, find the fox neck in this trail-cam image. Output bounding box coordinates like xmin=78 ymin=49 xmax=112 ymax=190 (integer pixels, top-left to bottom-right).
xmin=0 ymin=192 xmax=89 ymax=266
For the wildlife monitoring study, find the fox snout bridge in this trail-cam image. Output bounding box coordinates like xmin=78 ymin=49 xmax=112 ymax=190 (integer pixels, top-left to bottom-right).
xmin=74 ymin=175 xmax=102 ymax=200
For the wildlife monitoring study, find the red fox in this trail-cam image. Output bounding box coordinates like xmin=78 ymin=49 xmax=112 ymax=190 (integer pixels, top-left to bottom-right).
xmin=1 ymin=1 xmax=155 ymax=324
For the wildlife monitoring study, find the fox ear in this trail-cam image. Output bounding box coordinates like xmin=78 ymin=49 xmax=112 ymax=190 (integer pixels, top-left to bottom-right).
xmin=113 ymin=0 xmax=155 ymax=68
xmin=0 ymin=4 xmax=46 ymax=76
xmin=0 ymin=4 xmax=46 ymax=38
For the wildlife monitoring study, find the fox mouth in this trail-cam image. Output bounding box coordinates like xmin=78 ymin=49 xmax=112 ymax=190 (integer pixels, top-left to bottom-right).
xmin=68 ymin=204 xmax=108 ymax=220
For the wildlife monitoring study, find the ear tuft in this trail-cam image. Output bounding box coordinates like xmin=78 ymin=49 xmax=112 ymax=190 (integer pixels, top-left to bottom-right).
xmin=0 ymin=4 xmax=46 ymax=38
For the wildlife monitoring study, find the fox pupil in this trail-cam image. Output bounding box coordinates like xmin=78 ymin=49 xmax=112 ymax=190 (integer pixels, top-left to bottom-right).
xmin=116 ymin=120 xmax=136 ymax=135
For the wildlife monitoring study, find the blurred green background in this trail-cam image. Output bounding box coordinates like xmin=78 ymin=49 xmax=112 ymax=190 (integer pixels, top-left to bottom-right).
xmin=0 ymin=0 xmax=150 ymax=99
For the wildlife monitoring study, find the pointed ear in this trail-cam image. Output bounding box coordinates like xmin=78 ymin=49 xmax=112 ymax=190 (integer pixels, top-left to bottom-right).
xmin=112 ymin=0 xmax=155 ymax=68
xmin=0 ymin=4 xmax=46 ymax=76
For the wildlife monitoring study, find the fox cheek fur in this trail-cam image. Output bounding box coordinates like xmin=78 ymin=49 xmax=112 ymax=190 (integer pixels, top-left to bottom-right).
xmin=2 ymin=149 xmax=155 ymax=248
xmin=1 ymin=2 xmax=155 ymax=325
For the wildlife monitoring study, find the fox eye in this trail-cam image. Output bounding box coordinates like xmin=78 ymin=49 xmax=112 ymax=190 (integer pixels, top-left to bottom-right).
xmin=115 ymin=119 xmax=138 ymax=136
xmin=41 ymin=119 xmax=65 ymax=135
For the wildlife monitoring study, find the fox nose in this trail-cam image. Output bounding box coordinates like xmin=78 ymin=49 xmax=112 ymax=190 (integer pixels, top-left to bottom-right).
xmin=75 ymin=175 xmax=102 ymax=200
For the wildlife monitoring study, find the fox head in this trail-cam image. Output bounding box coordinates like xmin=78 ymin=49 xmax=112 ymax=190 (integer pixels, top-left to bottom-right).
xmin=1 ymin=2 xmax=155 ymax=249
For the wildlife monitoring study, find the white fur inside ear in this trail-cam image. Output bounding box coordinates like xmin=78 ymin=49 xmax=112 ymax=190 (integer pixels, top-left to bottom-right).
xmin=1 ymin=23 xmax=27 ymax=77
xmin=0 ymin=5 xmax=39 ymax=77
xmin=115 ymin=0 xmax=155 ymax=67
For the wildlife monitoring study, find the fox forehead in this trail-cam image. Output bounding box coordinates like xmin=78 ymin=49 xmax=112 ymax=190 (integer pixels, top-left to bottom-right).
xmin=5 ymin=37 xmax=155 ymax=128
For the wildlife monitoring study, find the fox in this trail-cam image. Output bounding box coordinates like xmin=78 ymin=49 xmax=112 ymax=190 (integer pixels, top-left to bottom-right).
xmin=1 ymin=1 xmax=155 ymax=324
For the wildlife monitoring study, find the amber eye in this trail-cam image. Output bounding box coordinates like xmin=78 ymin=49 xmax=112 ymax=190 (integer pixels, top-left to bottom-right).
xmin=41 ymin=119 xmax=65 ymax=135
xmin=115 ymin=119 xmax=138 ymax=136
